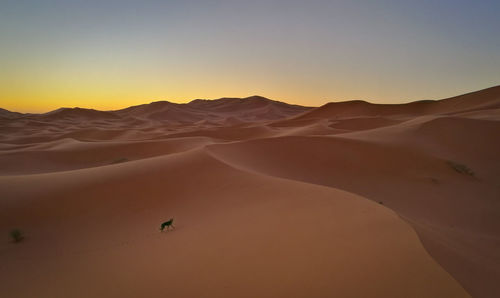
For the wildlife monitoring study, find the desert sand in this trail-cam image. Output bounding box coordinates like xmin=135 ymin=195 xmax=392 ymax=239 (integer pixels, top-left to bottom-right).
xmin=1 ymin=87 xmax=499 ymax=297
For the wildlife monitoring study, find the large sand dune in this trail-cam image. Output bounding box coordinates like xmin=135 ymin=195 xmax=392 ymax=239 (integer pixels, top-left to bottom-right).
xmin=1 ymin=87 xmax=499 ymax=297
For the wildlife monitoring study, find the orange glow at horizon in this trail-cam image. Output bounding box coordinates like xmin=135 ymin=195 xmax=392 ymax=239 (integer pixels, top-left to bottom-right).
xmin=1 ymin=1 xmax=499 ymax=113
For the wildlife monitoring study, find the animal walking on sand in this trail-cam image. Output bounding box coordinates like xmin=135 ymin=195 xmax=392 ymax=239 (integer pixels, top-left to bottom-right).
xmin=160 ymin=218 xmax=175 ymax=231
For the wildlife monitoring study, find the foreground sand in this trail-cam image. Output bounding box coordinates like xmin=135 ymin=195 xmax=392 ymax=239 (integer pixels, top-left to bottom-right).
xmin=1 ymin=87 xmax=499 ymax=297
xmin=0 ymin=149 xmax=468 ymax=298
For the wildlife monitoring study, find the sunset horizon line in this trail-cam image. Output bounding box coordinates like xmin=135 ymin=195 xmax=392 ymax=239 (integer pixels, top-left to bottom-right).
xmin=3 ymin=84 xmax=499 ymax=114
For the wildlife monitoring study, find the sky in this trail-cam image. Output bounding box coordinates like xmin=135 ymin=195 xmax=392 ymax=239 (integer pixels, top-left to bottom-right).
xmin=1 ymin=0 xmax=499 ymax=112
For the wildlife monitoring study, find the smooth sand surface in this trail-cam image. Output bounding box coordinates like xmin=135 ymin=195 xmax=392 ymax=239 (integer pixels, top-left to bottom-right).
xmin=1 ymin=88 xmax=499 ymax=297
xmin=0 ymin=149 xmax=468 ymax=298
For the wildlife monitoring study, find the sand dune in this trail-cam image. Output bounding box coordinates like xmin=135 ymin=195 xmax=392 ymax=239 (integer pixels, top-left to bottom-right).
xmin=207 ymin=118 xmax=500 ymax=297
xmin=0 ymin=137 xmax=212 ymax=175
xmin=0 ymin=108 xmax=23 ymax=120
xmin=286 ymin=85 xmax=500 ymax=122
xmin=39 ymin=107 xmax=121 ymax=121
xmin=0 ymin=149 xmax=468 ymax=298
xmin=339 ymin=116 xmax=500 ymax=179
xmin=0 ymin=96 xmax=309 ymax=144
xmin=1 ymin=86 xmax=499 ymax=297
xmin=113 ymin=96 xmax=311 ymax=123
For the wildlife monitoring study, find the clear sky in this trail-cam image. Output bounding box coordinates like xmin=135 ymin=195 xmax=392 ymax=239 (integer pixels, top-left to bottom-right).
xmin=1 ymin=0 xmax=499 ymax=112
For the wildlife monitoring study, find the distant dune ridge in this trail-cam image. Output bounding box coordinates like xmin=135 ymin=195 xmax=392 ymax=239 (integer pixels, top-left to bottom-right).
xmin=0 ymin=108 xmax=23 ymax=120
xmin=9 ymin=95 xmax=311 ymax=122
xmin=1 ymin=86 xmax=499 ymax=298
